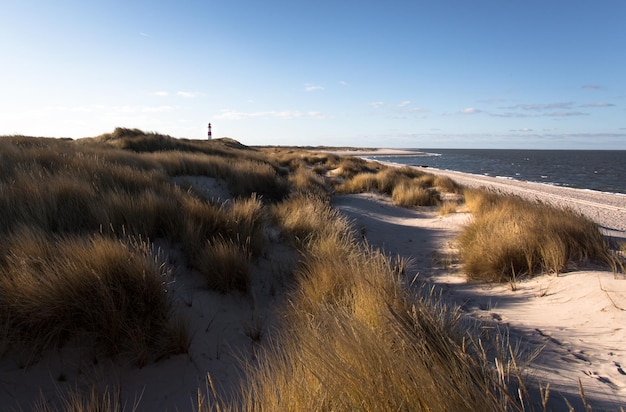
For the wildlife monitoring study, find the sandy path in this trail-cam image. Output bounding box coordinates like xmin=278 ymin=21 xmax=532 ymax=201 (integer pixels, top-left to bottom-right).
xmin=333 ymin=191 xmax=626 ymax=411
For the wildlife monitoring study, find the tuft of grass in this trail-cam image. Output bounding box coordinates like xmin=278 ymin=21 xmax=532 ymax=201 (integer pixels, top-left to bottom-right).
xmin=434 ymin=175 xmax=462 ymax=193
xmin=271 ymin=193 xmax=353 ymax=246
xmin=225 ymin=194 xmax=267 ymax=258
xmin=200 ymin=236 xmax=252 ymax=294
xmin=0 ymin=229 xmax=184 ymax=365
xmin=439 ymin=200 xmax=458 ymax=215
xmin=288 ymin=166 xmax=328 ymax=198
xmin=458 ymin=190 xmax=611 ymax=281
xmin=391 ymin=182 xmax=440 ymax=207
xmin=335 ymin=164 xmax=448 ymax=209
xmin=34 ymin=385 xmax=141 ymax=412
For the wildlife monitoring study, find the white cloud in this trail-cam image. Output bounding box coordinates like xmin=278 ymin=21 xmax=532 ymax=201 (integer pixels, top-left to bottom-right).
xmin=460 ymin=107 xmax=482 ymax=114
xmin=307 ymin=111 xmax=325 ymax=119
xmin=397 ymin=100 xmax=411 ymax=107
xmin=369 ymin=101 xmax=385 ymax=108
xmin=215 ymin=110 xmax=323 ymax=120
xmin=177 ymin=91 xmax=202 ymax=98
xmin=339 ymin=81 xmax=348 ymax=86
xmin=153 ymin=91 xmax=169 ymax=97
xmin=304 ymin=84 xmax=324 ymax=92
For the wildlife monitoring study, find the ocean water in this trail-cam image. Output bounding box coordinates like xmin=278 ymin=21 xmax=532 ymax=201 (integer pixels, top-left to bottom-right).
xmin=367 ymin=149 xmax=626 ymax=195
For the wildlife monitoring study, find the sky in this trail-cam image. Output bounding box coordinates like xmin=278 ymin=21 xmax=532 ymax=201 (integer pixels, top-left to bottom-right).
xmin=1 ymin=1 xmax=625 ymax=149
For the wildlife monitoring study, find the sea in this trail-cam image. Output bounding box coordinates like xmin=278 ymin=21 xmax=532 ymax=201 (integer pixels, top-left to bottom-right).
xmin=366 ymin=149 xmax=626 ymax=195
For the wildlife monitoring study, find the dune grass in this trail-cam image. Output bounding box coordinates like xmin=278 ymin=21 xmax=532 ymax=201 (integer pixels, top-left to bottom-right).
xmin=336 ymin=164 xmax=453 ymax=207
xmin=226 ymin=195 xmax=524 ymax=411
xmin=458 ymin=189 xmax=612 ymax=281
xmin=0 ymin=132 xmax=292 ymax=365
xmin=3 ymin=131 xmax=609 ymax=410
xmin=0 ymin=228 xmax=185 ymax=366
xmin=391 ymin=181 xmax=440 ymax=206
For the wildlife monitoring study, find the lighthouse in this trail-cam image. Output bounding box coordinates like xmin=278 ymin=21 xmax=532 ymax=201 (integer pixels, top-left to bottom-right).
xmin=207 ymin=123 xmax=212 ymax=140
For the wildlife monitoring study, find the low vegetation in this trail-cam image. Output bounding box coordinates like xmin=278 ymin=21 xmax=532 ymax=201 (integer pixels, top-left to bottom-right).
xmin=458 ymin=188 xmax=613 ymax=282
xmin=1 ymin=129 xmax=613 ymax=410
xmin=335 ymin=164 xmax=462 ymax=207
xmin=234 ymin=196 xmax=521 ymax=411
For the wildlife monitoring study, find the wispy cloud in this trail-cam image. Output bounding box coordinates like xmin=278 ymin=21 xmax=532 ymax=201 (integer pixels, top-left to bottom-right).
xmin=548 ymin=111 xmax=589 ymax=117
xmin=490 ymin=111 xmax=588 ymax=118
xmin=139 ymin=32 xmax=149 ymax=37
xmin=177 ymin=91 xmax=202 ymax=98
xmin=579 ymin=102 xmax=615 ymax=108
xmin=369 ymin=101 xmax=385 ymax=108
xmin=339 ymin=80 xmax=348 ymax=86
xmin=499 ymin=102 xmax=575 ymax=111
xmin=215 ymin=110 xmax=324 ymax=120
xmin=304 ymin=84 xmax=324 ymax=92
xmin=460 ymin=107 xmax=482 ymax=115
xmin=397 ymin=100 xmax=411 ymax=107
xmin=153 ymin=91 xmax=169 ymax=97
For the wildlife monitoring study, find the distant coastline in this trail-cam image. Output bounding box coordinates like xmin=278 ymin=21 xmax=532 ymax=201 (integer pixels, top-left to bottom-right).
xmin=354 ymin=148 xmax=626 ymax=195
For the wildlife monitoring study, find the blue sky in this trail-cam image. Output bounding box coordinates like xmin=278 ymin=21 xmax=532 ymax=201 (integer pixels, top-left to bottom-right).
xmin=1 ymin=1 xmax=625 ymax=149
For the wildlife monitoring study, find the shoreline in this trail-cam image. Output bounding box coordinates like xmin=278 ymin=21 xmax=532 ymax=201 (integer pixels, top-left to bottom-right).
xmin=328 ymin=149 xmax=626 ymax=237
xmin=417 ymin=165 xmax=626 ymax=235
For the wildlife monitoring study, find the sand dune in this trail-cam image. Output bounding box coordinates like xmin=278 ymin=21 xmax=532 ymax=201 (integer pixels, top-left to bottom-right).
xmin=333 ymin=187 xmax=626 ymax=410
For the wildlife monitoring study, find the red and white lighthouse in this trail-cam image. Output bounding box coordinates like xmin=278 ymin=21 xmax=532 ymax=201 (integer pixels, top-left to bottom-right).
xmin=207 ymin=123 xmax=212 ymax=140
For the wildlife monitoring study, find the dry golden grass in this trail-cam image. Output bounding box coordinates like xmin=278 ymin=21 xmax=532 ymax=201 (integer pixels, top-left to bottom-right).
xmin=270 ymin=193 xmax=353 ymax=248
xmin=0 ymin=131 xmax=291 ymax=363
xmin=458 ymin=189 xmax=611 ymax=281
xmin=3 ymin=132 xmax=575 ymax=410
xmin=227 ymin=209 xmax=523 ymax=411
xmin=0 ymin=228 xmax=186 ymax=366
xmin=439 ymin=200 xmax=459 ymax=215
xmin=434 ymin=175 xmax=462 ymax=193
xmin=391 ymin=182 xmax=440 ymax=207
xmin=34 ymin=385 xmax=140 ymax=412
xmin=288 ymin=166 xmax=328 ymax=198
xmin=200 ymin=236 xmax=252 ymax=294
xmin=335 ymin=164 xmax=449 ymax=210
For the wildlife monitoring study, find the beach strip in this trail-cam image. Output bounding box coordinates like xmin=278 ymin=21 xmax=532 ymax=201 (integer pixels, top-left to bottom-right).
xmin=328 ymin=149 xmax=626 ymax=237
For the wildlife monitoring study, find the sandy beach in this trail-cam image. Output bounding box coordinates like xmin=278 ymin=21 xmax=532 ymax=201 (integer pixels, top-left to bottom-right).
xmin=343 ymin=148 xmax=626 ymax=237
